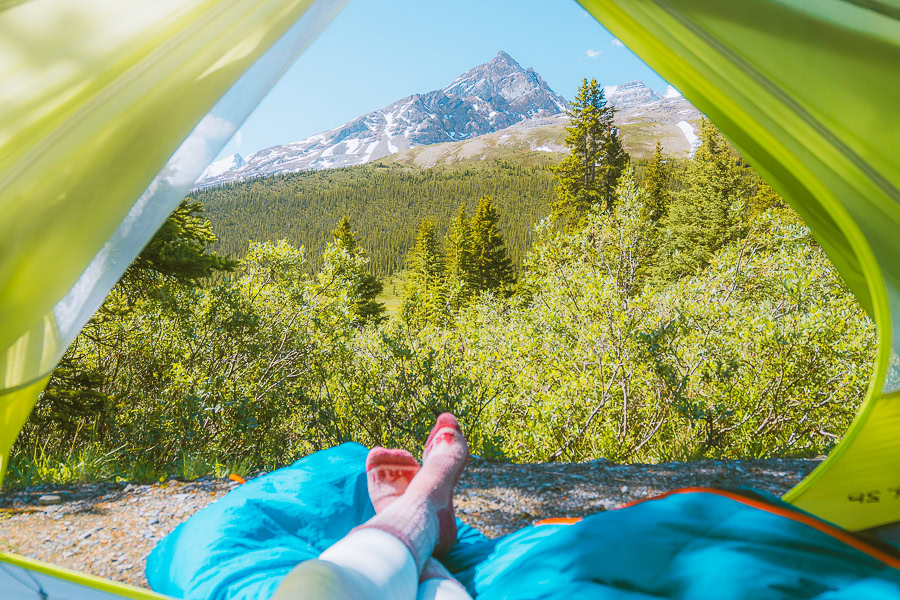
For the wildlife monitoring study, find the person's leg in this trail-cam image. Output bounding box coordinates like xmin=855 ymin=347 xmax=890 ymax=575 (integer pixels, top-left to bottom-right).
xmin=272 ymin=528 xmax=417 ymax=600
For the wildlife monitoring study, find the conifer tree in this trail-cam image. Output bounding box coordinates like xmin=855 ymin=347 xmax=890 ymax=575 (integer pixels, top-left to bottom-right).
xmin=600 ymin=113 xmax=628 ymax=212
xmin=332 ymin=215 xmax=358 ymax=253
xmin=654 ymin=119 xmax=749 ymax=282
xmin=643 ymin=141 xmax=671 ymax=223
xmin=402 ymin=218 xmax=447 ymax=326
xmin=470 ymin=195 xmax=515 ymax=295
xmin=329 ymin=215 xmax=384 ymax=325
xmin=123 ymin=198 xmax=237 ymax=296
xmin=41 ymin=198 xmax=235 ymax=435
xmin=551 ymin=78 xmax=628 ymax=224
xmin=444 ymin=203 xmax=476 ymax=309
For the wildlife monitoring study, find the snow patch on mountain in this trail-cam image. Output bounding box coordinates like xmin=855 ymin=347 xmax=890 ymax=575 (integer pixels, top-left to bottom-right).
xmin=197 ymin=153 xmax=244 ymax=183
xmin=677 ymin=120 xmax=700 ymax=157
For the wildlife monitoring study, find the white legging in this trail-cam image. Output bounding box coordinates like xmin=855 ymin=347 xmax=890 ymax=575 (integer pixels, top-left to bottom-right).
xmin=273 ymin=529 xmax=473 ymax=600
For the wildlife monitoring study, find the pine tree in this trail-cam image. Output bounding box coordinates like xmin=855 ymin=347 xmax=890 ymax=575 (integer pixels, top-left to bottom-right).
xmin=123 ymin=198 xmax=237 ymax=296
xmin=551 ymin=78 xmax=628 ymax=225
xmin=40 ymin=198 xmax=235 ymax=437
xmin=444 ymin=203 xmax=476 ymax=310
xmin=470 ymin=195 xmax=515 ymax=295
xmin=332 ymin=215 xmax=358 ymax=253
xmin=329 ymin=215 xmax=384 ymax=325
xmin=600 ymin=113 xmax=628 ymax=212
xmin=654 ymin=119 xmax=749 ymax=282
xmin=402 ymin=218 xmax=447 ymax=326
xmin=643 ymin=141 xmax=671 ymax=223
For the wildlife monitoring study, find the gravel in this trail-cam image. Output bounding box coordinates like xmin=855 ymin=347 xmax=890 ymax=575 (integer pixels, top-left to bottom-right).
xmin=0 ymin=457 xmax=821 ymax=590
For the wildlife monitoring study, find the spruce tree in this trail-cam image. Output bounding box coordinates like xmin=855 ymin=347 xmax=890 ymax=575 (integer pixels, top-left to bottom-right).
xmin=402 ymin=218 xmax=447 ymax=326
xmin=643 ymin=140 xmax=671 ymax=223
xmin=332 ymin=215 xmax=358 ymax=253
xmin=329 ymin=215 xmax=384 ymax=325
xmin=551 ymin=78 xmax=628 ymax=225
xmin=444 ymin=203 xmax=476 ymax=309
xmin=123 ymin=198 xmax=237 ymax=296
xmin=654 ymin=119 xmax=749 ymax=282
xmin=600 ymin=113 xmax=628 ymax=212
xmin=41 ymin=198 xmax=235 ymax=437
xmin=470 ymin=195 xmax=515 ymax=295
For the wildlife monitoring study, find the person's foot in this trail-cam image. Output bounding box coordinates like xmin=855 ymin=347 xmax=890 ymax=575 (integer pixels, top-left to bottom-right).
xmin=359 ymin=413 xmax=468 ymax=567
xmin=366 ymin=447 xmax=420 ymax=513
xmin=416 ymin=413 xmax=468 ymax=556
xmin=422 ymin=412 xmax=464 ymax=462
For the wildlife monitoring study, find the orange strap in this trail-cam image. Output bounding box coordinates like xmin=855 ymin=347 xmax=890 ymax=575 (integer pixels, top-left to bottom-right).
xmin=532 ymin=487 xmax=899 ymax=570
xmin=533 ymin=517 xmax=583 ymax=526
xmin=619 ymin=487 xmax=900 ymax=570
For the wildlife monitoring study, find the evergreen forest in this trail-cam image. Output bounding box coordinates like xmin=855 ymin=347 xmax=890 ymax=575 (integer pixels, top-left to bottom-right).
xmin=194 ymin=161 xmax=557 ymax=276
xmin=7 ymin=80 xmax=875 ymax=486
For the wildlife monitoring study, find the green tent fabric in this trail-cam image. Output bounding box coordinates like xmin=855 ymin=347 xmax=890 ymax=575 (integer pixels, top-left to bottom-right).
xmin=1 ymin=0 xmax=348 ymax=596
xmin=1 ymin=552 xmax=172 ymax=599
xmin=1 ymin=0 xmax=899 ymax=596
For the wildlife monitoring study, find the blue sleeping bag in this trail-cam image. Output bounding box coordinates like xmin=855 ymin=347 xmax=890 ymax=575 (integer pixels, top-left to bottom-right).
xmin=147 ymin=443 xmax=900 ymax=599
xmin=146 ymin=443 xmax=494 ymax=598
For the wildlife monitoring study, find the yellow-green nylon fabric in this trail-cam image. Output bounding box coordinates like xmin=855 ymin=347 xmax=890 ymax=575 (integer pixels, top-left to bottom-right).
xmin=0 ymin=0 xmax=316 ymax=361
xmin=0 ymin=0 xmax=336 ymax=486
xmin=0 ymin=551 xmax=174 ymax=599
xmin=578 ymin=0 xmax=900 ymax=530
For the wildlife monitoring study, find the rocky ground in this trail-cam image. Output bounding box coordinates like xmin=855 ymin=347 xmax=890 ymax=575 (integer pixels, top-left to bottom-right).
xmin=0 ymin=457 xmax=821 ymax=590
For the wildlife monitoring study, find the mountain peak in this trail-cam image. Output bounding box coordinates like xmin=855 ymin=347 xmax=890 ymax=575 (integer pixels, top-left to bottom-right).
xmin=441 ymin=51 xmax=565 ymax=110
xmin=198 ymin=153 xmax=244 ymax=182
xmin=196 ymin=53 xmax=567 ymax=186
xmin=604 ymin=80 xmax=661 ymax=109
xmin=664 ymin=84 xmax=682 ymax=99
xmin=490 ymin=50 xmax=521 ymax=68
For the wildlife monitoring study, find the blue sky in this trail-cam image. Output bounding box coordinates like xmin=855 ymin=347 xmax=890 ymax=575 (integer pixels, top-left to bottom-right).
xmin=217 ymin=0 xmax=670 ymax=159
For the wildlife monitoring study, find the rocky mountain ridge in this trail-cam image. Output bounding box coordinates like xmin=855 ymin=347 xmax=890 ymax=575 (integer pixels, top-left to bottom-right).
xmin=197 ymin=55 xmax=701 ymax=186
xmin=197 ymin=51 xmax=566 ymax=186
xmin=383 ymin=82 xmax=702 ymax=168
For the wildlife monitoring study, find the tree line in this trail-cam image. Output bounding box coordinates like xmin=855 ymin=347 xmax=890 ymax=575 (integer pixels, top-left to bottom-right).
xmin=193 ymin=161 xmax=557 ymax=277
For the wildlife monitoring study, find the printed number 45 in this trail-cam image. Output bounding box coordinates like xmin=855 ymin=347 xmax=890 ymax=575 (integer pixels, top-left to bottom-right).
xmin=848 ymin=491 xmax=880 ymax=503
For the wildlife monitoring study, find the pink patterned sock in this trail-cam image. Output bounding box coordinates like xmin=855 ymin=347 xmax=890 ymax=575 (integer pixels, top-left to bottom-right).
xmin=366 ymin=447 xmax=421 ymax=513
xmin=421 ymin=413 xmax=468 ymax=556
